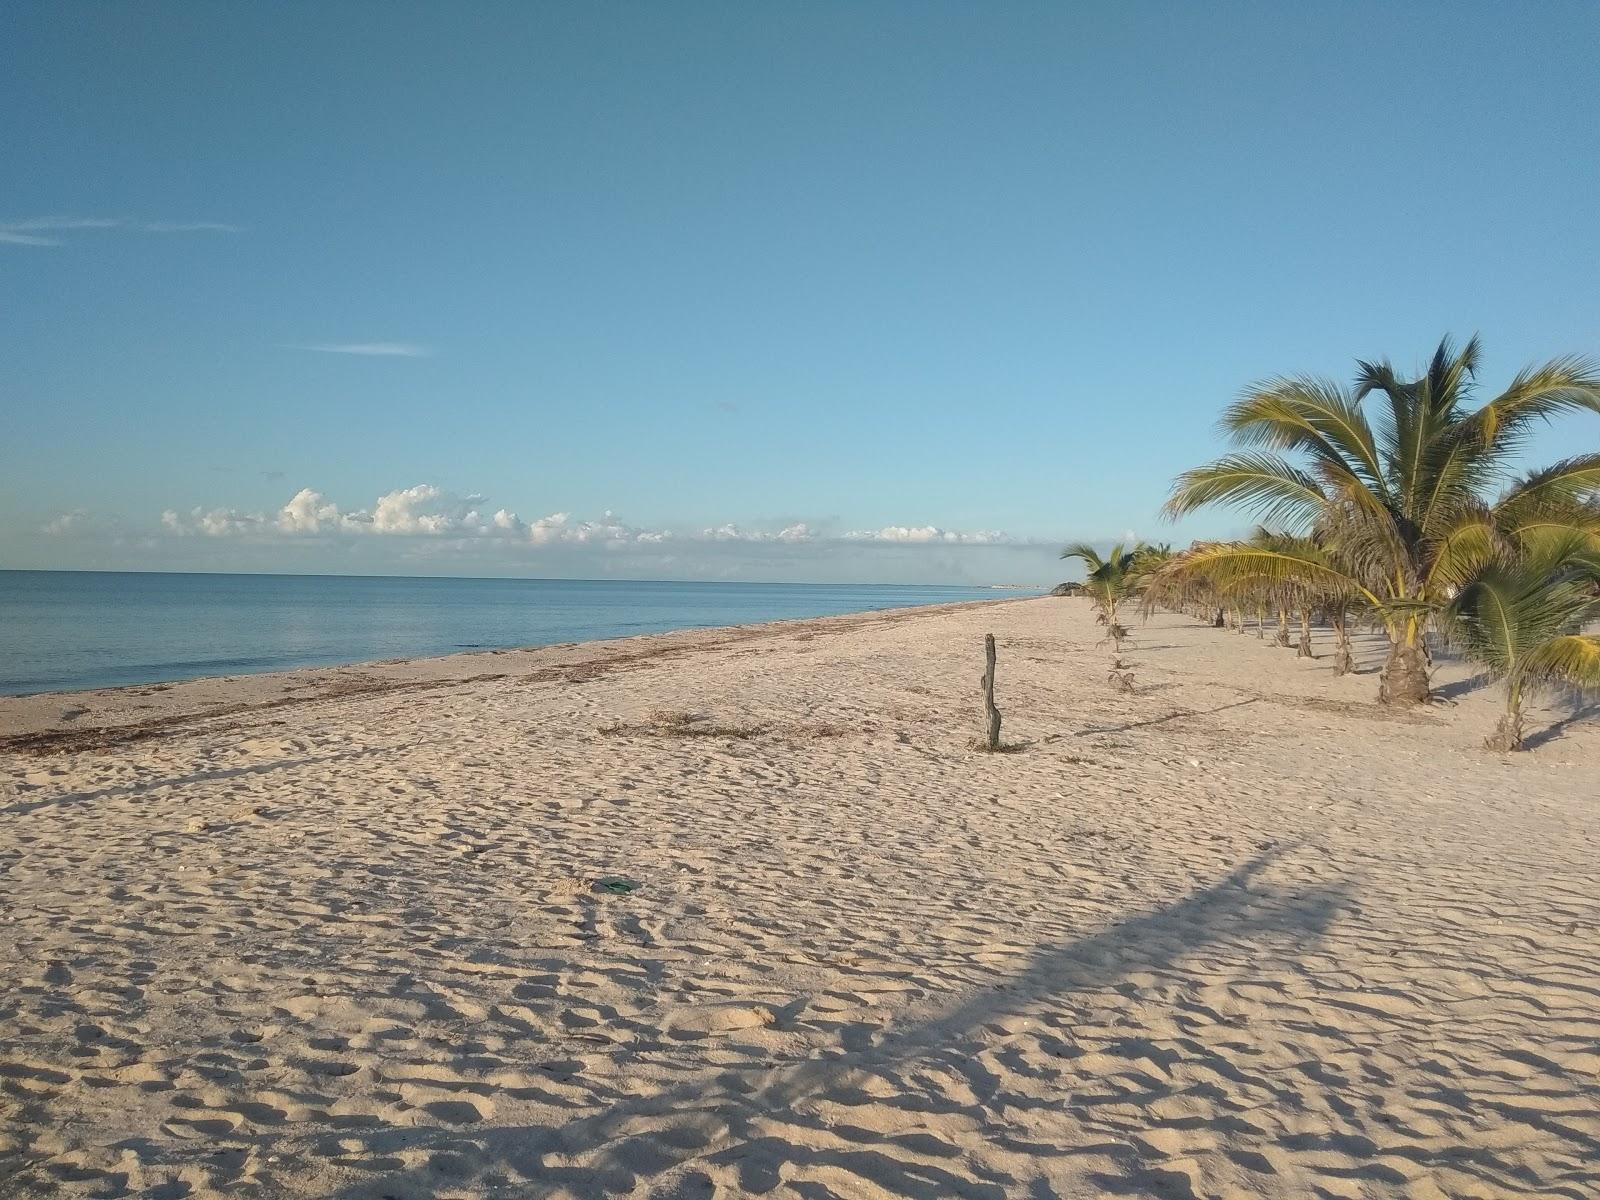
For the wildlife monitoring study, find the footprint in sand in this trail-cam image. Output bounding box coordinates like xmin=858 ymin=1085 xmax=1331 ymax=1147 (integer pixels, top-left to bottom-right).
xmin=664 ymin=1003 xmax=776 ymax=1038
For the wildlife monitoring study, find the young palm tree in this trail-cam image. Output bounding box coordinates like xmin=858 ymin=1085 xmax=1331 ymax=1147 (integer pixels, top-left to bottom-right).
xmin=1163 ymin=336 xmax=1600 ymax=704
xmin=1444 ymin=537 xmax=1600 ymax=750
xmin=1062 ymin=540 xmax=1152 ymax=643
xmin=1132 ymin=542 xmax=1176 ymax=582
xmin=1244 ymin=527 xmax=1310 ymax=650
xmin=1150 ymin=529 xmax=1360 ymax=672
xmin=1321 ymin=591 xmax=1359 ymax=676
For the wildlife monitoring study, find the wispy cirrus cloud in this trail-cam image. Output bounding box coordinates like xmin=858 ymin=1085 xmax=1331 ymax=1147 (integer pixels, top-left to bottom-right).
xmin=289 ymin=342 xmax=434 ymax=358
xmin=0 ymin=216 xmax=242 ymax=247
xmin=0 ymin=231 xmax=61 ymax=246
xmin=140 ymin=221 xmax=243 ymax=234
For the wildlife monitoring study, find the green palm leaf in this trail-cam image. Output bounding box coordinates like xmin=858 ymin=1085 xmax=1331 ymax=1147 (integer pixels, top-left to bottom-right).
xmin=1522 ymin=635 xmax=1600 ymax=689
xmin=1163 ymin=453 xmax=1327 ymax=530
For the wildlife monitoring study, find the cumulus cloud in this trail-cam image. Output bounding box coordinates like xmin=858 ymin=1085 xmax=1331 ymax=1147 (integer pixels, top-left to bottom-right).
xmin=163 ymin=506 xmax=266 ymax=537
xmin=843 ymin=525 xmax=1009 ymax=544
xmin=0 ymin=216 xmax=240 ymax=247
xmin=154 ymin=485 xmax=1014 ymax=551
xmin=162 ymin=486 xmax=651 ymax=545
xmin=702 ymin=522 xmax=816 ymax=543
xmin=276 ymin=488 xmax=353 ymax=534
xmin=291 ymin=342 xmax=433 ymax=357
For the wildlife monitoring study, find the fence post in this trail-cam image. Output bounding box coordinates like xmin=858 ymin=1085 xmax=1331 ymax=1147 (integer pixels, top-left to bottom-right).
xmin=981 ymin=634 xmax=1002 ymax=751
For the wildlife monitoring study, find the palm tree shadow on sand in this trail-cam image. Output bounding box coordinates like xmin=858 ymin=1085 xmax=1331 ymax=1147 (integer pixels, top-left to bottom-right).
xmin=1520 ymin=696 xmax=1600 ymax=750
xmin=329 ymin=846 xmax=1353 ymax=1200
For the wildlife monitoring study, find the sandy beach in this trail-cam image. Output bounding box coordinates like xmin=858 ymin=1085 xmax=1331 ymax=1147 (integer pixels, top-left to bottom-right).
xmin=2 ymin=595 xmax=1597 ymax=1200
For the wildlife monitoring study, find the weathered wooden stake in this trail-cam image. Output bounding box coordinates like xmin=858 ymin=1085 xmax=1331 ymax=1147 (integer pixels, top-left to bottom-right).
xmin=980 ymin=633 xmax=1002 ymax=751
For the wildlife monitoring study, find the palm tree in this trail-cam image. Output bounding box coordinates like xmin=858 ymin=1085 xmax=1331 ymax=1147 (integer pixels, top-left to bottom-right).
xmin=1163 ymin=336 xmax=1600 ymax=704
xmin=1060 ymin=541 xmax=1148 ymax=644
xmin=1142 ymin=539 xmax=1225 ymax=625
xmin=1148 ymin=530 xmax=1361 ymax=673
xmin=1444 ymin=536 xmax=1600 ymax=750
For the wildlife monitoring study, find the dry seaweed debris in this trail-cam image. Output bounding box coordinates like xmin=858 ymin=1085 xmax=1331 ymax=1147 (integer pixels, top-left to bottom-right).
xmin=598 ymin=710 xmax=766 ymax=739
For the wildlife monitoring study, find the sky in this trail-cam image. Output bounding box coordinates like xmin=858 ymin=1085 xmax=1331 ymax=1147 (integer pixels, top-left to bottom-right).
xmin=4 ymin=1 xmax=1599 ymax=585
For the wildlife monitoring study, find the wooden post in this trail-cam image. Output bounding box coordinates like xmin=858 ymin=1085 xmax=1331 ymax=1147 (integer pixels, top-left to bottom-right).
xmin=981 ymin=634 xmax=1002 ymax=751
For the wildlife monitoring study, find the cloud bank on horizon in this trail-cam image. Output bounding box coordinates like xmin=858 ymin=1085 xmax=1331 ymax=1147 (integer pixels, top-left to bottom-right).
xmin=44 ymin=484 xmax=1017 ymax=552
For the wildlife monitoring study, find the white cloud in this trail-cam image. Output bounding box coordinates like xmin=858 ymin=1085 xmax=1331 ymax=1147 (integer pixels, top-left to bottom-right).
xmin=1 ymin=230 xmax=64 ymax=246
xmin=163 ymin=506 xmax=266 ymax=537
xmin=0 ymin=216 xmax=239 ymax=247
xmin=843 ymin=525 xmax=1009 ymax=544
xmin=140 ymin=221 xmax=242 ymax=234
xmin=292 ymin=342 xmax=433 ymax=357
xmin=527 ymin=513 xmax=571 ymax=544
xmin=277 ymin=488 xmax=354 ymax=534
xmin=371 ymin=484 xmax=497 ymax=534
xmin=42 ymin=510 xmax=90 ymax=535
xmin=152 ymin=485 xmax=1015 ymax=551
xmin=701 ymin=522 xmax=817 ymax=543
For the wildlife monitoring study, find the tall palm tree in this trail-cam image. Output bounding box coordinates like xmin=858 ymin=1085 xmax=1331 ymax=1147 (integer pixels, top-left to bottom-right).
xmin=1444 ymin=535 xmax=1600 ymax=750
xmin=1163 ymin=336 xmax=1600 ymax=704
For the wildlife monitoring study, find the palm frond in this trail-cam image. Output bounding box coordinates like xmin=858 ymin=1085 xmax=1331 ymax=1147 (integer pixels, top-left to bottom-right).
xmin=1162 ymin=453 xmax=1326 ymax=530
xmin=1470 ymin=358 xmax=1600 ymax=451
xmin=1222 ymin=377 xmax=1386 ymax=491
xmin=1150 ymin=544 xmax=1378 ymax=610
xmin=1445 ymin=556 xmax=1599 ymax=685
xmin=1521 ymin=635 xmax=1600 ymax=690
xmin=1059 ymin=541 xmax=1107 ymax=569
xmin=1496 ymin=454 xmax=1600 ymax=521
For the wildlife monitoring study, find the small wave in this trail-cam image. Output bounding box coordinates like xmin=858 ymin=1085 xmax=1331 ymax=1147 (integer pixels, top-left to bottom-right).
xmin=126 ymin=655 xmax=290 ymax=673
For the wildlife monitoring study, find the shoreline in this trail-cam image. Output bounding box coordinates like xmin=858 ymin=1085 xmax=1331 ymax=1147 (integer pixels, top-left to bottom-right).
xmin=0 ymin=575 xmax=1036 ymax=702
xmin=0 ymin=595 xmax=1022 ymax=753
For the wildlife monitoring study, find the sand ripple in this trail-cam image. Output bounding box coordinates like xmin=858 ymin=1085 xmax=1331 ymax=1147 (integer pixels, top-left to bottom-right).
xmin=2 ymin=599 xmax=1597 ymax=1198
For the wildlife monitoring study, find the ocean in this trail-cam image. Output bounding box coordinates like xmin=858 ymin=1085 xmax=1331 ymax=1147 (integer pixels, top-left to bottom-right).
xmin=0 ymin=571 xmax=1023 ymax=696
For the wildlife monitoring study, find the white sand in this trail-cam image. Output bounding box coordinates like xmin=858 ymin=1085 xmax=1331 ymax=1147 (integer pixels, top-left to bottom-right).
xmin=2 ymin=597 xmax=1596 ymax=1199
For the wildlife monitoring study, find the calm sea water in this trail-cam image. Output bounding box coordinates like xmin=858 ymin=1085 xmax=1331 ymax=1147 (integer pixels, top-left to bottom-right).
xmin=0 ymin=571 xmax=1020 ymax=696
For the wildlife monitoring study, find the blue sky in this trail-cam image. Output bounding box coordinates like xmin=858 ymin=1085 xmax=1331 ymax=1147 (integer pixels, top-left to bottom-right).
xmin=4 ymin=1 xmax=1598 ymax=584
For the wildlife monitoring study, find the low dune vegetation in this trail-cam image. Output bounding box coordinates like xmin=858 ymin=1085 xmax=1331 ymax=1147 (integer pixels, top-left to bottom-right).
xmin=1065 ymin=336 xmax=1600 ymax=751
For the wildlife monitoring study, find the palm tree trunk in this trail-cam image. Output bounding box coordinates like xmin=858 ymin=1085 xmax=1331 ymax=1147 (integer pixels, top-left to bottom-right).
xmin=1296 ymin=607 xmax=1313 ymax=658
xmin=1255 ymin=603 xmax=1266 ymax=639
xmin=1332 ymin=614 xmax=1354 ymax=676
xmin=1378 ymin=634 xmax=1431 ymax=705
xmin=1275 ymin=607 xmax=1290 ymax=648
xmin=1485 ymin=682 xmax=1524 ymax=752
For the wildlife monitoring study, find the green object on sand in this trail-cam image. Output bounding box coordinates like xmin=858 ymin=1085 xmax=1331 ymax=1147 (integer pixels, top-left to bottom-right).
xmin=594 ymin=876 xmax=642 ymax=894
